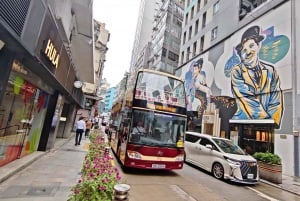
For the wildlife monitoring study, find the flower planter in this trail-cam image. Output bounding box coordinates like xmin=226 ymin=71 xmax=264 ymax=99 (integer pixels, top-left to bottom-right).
xmin=258 ymin=161 xmax=282 ymax=184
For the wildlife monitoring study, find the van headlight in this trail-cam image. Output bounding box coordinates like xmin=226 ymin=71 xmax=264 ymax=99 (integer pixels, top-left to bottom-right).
xmin=224 ymin=156 xmax=241 ymax=167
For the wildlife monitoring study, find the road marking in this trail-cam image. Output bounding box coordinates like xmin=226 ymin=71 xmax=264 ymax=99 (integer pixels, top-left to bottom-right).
xmin=170 ymin=185 xmax=197 ymax=201
xmin=247 ymin=187 xmax=280 ymax=201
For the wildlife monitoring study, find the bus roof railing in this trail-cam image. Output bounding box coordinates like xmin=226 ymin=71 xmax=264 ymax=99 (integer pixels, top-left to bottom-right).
xmin=137 ymin=69 xmax=184 ymax=82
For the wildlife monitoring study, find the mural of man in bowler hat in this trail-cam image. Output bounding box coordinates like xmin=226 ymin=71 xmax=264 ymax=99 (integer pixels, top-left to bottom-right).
xmin=231 ymin=25 xmax=283 ymax=128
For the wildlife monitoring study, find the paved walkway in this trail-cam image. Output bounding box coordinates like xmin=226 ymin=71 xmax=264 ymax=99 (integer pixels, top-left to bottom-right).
xmin=0 ymin=134 xmax=89 ymax=201
xmin=0 ymin=134 xmax=299 ymax=201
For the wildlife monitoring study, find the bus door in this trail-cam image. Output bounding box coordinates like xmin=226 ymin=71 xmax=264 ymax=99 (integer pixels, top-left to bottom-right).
xmin=118 ymin=118 xmax=130 ymax=164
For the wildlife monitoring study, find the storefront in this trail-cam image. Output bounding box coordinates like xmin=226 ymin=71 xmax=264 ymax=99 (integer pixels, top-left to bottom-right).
xmin=0 ymin=2 xmax=83 ymax=166
xmin=229 ymin=119 xmax=275 ymax=155
xmin=0 ymin=59 xmax=53 ymax=166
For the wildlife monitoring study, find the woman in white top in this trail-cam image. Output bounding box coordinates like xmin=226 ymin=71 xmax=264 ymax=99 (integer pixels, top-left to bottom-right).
xmin=132 ymin=120 xmax=145 ymax=135
xmin=75 ymin=116 xmax=86 ymax=146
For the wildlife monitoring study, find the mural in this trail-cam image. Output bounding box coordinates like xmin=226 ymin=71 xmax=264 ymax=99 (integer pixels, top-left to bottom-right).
xmin=183 ymin=54 xmax=214 ymax=118
xmin=229 ymin=25 xmax=286 ymax=128
xmin=185 ymin=58 xmax=212 ymax=115
xmin=178 ymin=4 xmax=291 ymax=132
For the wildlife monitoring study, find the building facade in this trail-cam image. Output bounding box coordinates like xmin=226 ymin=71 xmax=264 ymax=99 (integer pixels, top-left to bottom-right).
xmin=149 ymin=0 xmax=184 ymax=74
xmin=0 ymin=0 xmax=94 ymax=166
xmin=104 ymin=87 xmax=116 ymax=113
xmin=175 ymin=0 xmax=299 ymax=178
xmin=78 ymin=20 xmax=110 ymax=122
xmin=129 ymin=0 xmax=157 ymax=72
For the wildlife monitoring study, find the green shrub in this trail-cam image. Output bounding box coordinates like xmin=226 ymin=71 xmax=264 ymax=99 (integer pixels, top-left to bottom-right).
xmin=68 ymin=131 xmax=122 ymax=201
xmin=253 ymin=152 xmax=281 ymax=165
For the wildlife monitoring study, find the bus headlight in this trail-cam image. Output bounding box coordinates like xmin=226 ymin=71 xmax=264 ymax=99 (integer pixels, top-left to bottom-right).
xmin=176 ymin=154 xmax=184 ymax=161
xmin=127 ymin=151 xmax=142 ymax=159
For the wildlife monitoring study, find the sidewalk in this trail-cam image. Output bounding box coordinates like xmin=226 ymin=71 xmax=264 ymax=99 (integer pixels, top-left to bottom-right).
xmin=0 ymin=134 xmax=89 ymax=201
xmin=0 ymin=134 xmax=300 ymax=200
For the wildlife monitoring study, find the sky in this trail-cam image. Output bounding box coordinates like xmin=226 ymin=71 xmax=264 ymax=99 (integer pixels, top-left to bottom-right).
xmin=93 ymin=0 xmax=140 ymax=87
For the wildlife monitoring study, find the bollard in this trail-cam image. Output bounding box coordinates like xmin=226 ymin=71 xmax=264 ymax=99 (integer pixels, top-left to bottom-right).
xmin=113 ymin=183 xmax=130 ymax=201
xmin=104 ymin=146 xmax=110 ymax=155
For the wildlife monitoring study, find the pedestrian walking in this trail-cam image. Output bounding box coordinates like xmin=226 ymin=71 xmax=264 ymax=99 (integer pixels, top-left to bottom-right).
xmin=85 ymin=119 xmax=93 ymax=138
xmin=75 ymin=116 xmax=86 ymax=146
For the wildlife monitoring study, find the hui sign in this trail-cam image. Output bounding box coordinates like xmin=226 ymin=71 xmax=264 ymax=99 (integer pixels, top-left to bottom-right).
xmin=44 ymin=39 xmax=60 ymax=68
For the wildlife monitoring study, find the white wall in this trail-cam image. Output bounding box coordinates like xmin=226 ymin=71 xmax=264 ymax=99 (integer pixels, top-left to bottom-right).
xmin=275 ymin=134 xmax=294 ymax=176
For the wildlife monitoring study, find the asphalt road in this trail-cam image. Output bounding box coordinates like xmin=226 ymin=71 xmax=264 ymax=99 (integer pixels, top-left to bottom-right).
xmin=115 ymin=157 xmax=300 ymax=201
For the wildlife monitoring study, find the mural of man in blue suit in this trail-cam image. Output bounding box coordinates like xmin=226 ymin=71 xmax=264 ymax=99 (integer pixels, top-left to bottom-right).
xmin=231 ymin=25 xmax=283 ymax=128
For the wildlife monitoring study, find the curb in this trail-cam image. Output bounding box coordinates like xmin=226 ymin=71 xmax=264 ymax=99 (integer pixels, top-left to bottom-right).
xmin=260 ymin=179 xmax=300 ymax=196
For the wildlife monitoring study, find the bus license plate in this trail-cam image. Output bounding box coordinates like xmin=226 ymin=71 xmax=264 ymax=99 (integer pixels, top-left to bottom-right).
xmin=247 ymin=174 xmax=254 ymax=179
xmin=152 ymin=164 xmax=166 ymax=169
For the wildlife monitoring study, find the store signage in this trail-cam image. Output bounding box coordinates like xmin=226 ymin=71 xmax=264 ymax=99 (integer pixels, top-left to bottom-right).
xmin=44 ymin=39 xmax=60 ymax=68
xmin=12 ymin=60 xmax=28 ymax=75
xmin=146 ymin=102 xmax=176 ymax=113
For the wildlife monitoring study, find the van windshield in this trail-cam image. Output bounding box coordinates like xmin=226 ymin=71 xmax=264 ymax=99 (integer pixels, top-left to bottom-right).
xmin=213 ymin=138 xmax=245 ymax=155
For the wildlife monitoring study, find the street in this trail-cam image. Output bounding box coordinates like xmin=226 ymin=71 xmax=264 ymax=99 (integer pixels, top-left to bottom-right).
xmin=0 ymin=137 xmax=299 ymax=201
xmin=180 ymin=162 xmax=300 ymax=201
xmin=115 ymin=156 xmax=300 ymax=201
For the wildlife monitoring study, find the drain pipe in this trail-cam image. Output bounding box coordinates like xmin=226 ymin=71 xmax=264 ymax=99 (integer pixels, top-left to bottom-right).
xmin=291 ymin=0 xmax=300 ymax=178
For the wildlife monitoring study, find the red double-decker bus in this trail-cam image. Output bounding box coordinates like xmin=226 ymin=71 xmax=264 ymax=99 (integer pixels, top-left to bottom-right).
xmin=110 ymin=69 xmax=187 ymax=170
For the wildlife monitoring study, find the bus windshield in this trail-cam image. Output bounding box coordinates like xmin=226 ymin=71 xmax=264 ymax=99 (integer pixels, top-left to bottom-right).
xmin=129 ymin=110 xmax=186 ymax=148
xmin=135 ymin=72 xmax=185 ymax=107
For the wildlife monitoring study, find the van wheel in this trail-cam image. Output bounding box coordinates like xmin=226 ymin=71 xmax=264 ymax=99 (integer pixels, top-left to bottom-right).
xmin=212 ymin=162 xmax=224 ymax=179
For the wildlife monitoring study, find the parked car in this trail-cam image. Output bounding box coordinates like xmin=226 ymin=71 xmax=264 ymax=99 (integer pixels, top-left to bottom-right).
xmin=184 ymin=132 xmax=259 ymax=184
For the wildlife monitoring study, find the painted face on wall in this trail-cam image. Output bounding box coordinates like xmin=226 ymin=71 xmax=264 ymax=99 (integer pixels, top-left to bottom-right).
xmin=240 ymin=39 xmax=260 ymax=67
xmin=193 ymin=66 xmax=200 ymax=77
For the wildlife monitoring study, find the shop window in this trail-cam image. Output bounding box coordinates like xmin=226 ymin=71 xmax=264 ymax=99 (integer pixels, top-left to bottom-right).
xmin=230 ymin=124 xmax=274 ymax=155
xmin=0 ymin=70 xmax=49 ymax=165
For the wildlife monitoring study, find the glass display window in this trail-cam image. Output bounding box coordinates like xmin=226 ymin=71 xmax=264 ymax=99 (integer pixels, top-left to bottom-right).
xmin=0 ymin=69 xmax=49 ymax=165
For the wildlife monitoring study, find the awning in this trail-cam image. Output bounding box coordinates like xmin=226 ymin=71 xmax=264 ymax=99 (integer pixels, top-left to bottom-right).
xmin=229 ymin=119 xmax=275 ymax=124
xmin=85 ymin=94 xmax=102 ymax=100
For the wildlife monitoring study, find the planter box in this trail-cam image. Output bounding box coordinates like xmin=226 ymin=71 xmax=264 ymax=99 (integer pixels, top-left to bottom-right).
xmin=258 ymin=161 xmax=282 ymax=184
